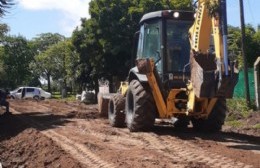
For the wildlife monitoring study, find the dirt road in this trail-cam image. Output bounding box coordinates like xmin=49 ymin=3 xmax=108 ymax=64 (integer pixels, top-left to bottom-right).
xmin=0 ymin=99 xmax=259 ymax=167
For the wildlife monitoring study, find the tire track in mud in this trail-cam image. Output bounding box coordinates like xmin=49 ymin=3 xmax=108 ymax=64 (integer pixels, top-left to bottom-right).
xmin=62 ymin=120 xmax=255 ymax=168
xmin=60 ymin=121 xmax=204 ymax=167
xmin=10 ymin=108 xmax=116 ymax=168
xmin=62 ymin=120 xmax=145 ymax=148
xmin=138 ymin=132 xmax=254 ymax=168
xmin=42 ymin=130 xmax=115 ymax=168
xmin=10 ymin=101 xmax=257 ymax=167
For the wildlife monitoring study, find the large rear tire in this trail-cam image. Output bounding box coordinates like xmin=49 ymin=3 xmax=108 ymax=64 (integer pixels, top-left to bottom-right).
xmin=125 ymin=80 xmax=156 ymax=132
xmin=191 ymin=99 xmax=227 ymax=132
xmin=108 ymin=94 xmax=126 ymax=127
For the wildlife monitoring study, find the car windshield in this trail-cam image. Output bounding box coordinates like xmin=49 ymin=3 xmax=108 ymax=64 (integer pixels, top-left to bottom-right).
xmin=12 ymin=88 xmax=21 ymax=92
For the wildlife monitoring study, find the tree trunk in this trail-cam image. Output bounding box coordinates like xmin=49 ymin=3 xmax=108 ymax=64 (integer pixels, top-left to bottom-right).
xmin=47 ymin=73 xmax=51 ymax=93
xmin=62 ymin=79 xmax=67 ymax=98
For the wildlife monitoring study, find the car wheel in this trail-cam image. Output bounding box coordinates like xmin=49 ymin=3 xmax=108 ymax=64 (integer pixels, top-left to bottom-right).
xmin=33 ymin=95 xmax=40 ymax=100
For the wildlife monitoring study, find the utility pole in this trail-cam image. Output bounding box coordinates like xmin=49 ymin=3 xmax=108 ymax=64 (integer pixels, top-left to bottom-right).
xmin=239 ymin=0 xmax=251 ymax=106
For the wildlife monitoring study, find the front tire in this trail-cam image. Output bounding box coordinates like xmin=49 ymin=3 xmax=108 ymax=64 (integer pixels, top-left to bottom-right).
xmin=108 ymin=94 xmax=126 ymax=127
xmin=191 ymin=99 xmax=227 ymax=132
xmin=33 ymin=95 xmax=40 ymax=100
xmin=125 ymin=80 xmax=156 ymax=132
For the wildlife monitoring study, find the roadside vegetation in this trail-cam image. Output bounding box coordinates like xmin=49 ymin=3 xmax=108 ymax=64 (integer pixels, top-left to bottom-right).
xmin=226 ymin=98 xmax=259 ymax=131
xmin=51 ymin=92 xmax=76 ymax=101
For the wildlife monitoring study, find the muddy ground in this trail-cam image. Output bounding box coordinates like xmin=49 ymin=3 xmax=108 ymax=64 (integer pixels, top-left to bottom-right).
xmin=0 ymin=99 xmax=259 ymax=168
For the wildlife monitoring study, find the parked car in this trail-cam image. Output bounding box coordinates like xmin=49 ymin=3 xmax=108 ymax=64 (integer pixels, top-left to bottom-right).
xmin=10 ymin=87 xmax=51 ymax=100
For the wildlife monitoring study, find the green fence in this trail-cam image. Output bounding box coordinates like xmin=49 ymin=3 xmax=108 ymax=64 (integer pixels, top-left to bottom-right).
xmin=233 ymin=68 xmax=255 ymax=100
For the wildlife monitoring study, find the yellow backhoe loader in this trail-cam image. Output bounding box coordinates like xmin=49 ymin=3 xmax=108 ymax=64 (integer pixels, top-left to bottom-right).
xmin=106 ymin=0 xmax=238 ymax=132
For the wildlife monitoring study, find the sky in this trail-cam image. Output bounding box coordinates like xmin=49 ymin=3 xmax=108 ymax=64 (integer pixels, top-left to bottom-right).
xmin=1 ymin=0 xmax=260 ymax=40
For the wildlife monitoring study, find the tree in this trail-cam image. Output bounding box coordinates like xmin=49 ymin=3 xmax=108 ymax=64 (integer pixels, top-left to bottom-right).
xmin=46 ymin=40 xmax=79 ymax=93
xmin=31 ymin=33 xmax=66 ymax=53
xmin=0 ymin=23 xmax=9 ymax=38
xmin=30 ymin=33 xmax=66 ymax=92
xmin=228 ymin=25 xmax=260 ymax=69
xmin=72 ymin=0 xmax=192 ymax=92
xmin=0 ymin=35 xmax=34 ymax=88
xmin=0 ymin=0 xmax=14 ymax=17
xmin=34 ymin=39 xmax=79 ymax=94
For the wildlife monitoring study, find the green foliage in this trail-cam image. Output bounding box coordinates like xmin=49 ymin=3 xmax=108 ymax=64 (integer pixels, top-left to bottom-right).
xmin=72 ymin=0 xmax=192 ymax=91
xmin=0 ymin=23 xmax=9 ymax=38
xmin=0 ymin=35 xmax=34 ymax=88
xmin=226 ymin=120 xmax=244 ymax=128
xmin=30 ymin=33 xmax=66 ymax=92
xmin=205 ymin=0 xmax=219 ymax=17
xmin=228 ymin=25 xmax=260 ymax=69
xmin=33 ymin=38 xmax=79 ymax=93
xmin=31 ymin=33 xmax=66 ymax=53
xmin=226 ymin=98 xmax=252 ymax=121
xmin=0 ymin=0 xmax=14 ymax=17
xmin=253 ymin=123 xmax=260 ymax=129
xmin=51 ymin=92 xmax=75 ymax=101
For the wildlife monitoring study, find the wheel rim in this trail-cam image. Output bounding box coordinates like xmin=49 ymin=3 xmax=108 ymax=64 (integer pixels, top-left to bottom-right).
xmin=109 ymin=100 xmax=114 ymax=120
xmin=126 ymin=89 xmax=134 ymax=123
xmin=33 ymin=96 xmax=39 ymax=100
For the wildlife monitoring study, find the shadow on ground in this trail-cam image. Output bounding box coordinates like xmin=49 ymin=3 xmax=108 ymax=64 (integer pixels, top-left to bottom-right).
xmin=0 ymin=112 xmax=72 ymax=141
xmin=152 ymin=124 xmax=260 ymax=152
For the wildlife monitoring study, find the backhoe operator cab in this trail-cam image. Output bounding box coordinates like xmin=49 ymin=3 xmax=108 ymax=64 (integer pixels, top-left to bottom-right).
xmin=134 ymin=10 xmax=193 ymax=89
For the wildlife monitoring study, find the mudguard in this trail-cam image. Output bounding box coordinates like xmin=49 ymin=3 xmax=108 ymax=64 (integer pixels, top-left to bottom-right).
xmin=128 ymin=67 xmax=148 ymax=83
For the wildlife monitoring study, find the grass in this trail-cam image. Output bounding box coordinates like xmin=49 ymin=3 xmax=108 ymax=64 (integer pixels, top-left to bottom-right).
xmin=253 ymin=123 xmax=260 ymax=129
xmin=226 ymin=120 xmax=244 ymax=128
xmin=226 ymin=98 xmax=252 ymax=121
xmin=51 ymin=92 xmax=76 ymax=101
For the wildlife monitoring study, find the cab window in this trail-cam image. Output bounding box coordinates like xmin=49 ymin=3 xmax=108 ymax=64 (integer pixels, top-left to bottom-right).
xmin=166 ymin=20 xmax=192 ymax=72
xmin=137 ymin=20 xmax=162 ymax=72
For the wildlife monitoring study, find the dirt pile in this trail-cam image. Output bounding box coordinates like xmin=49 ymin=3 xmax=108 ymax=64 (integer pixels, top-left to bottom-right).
xmin=224 ymin=111 xmax=260 ymax=136
xmin=0 ymin=128 xmax=83 ymax=168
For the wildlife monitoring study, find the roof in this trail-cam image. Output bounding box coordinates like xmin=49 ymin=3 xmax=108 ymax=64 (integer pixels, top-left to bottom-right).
xmin=140 ymin=10 xmax=195 ymax=24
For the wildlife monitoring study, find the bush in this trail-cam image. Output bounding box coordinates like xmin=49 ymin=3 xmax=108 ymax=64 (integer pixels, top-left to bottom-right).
xmin=226 ymin=98 xmax=252 ymax=121
xmin=226 ymin=120 xmax=244 ymax=127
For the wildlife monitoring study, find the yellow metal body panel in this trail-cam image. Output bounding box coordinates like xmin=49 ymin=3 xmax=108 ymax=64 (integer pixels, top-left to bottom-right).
xmin=187 ymin=83 xmax=196 ymax=113
xmin=119 ymin=81 xmax=128 ymax=96
xmin=145 ymin=61 xmax=168 ymax=118
xmin=189 ymin=0 xmax=212 ymax=53
xmin=167 ymin=89 xmax=187 ymax=115
xmin=137 ymin=58 xmax=218 ymax=119
xmin=212 ymin=16 xmax=223 ymax=60
xmin=189 ymin=0 xmax=223 ymax=61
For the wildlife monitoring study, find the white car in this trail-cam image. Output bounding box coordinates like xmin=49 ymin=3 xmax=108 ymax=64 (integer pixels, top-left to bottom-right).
xmin=10 ymin=87 xmax=51 ymax=100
